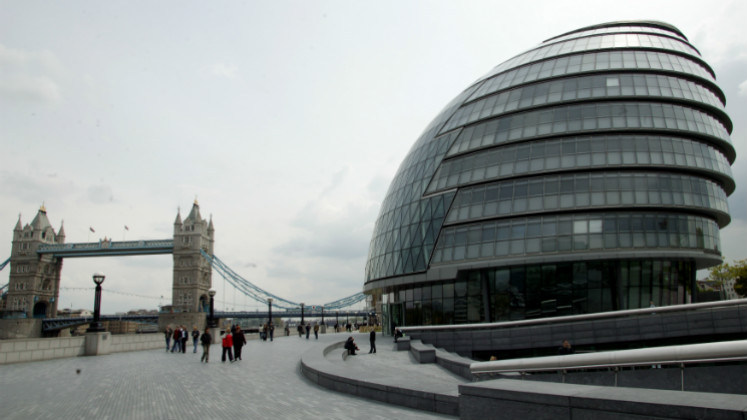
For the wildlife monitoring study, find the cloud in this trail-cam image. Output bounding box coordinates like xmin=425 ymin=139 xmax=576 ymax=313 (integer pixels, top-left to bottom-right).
xmin=690 ymin=1 xmax=747 ymax=67
xmin=209 ymin=62 xmax=239 ymax=79
xmin=0 ymin=75 xmax=61 ymax=103
xmin=0 ymin=44 xmax=62 ymax=104
xmin=87 ymin=184 xmax=114 ymax=203
xmin=739 ymin=79 xmax=747 ymax=97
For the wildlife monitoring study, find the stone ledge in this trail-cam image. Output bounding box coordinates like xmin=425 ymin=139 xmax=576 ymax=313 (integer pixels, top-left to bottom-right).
xmin=410 ymin=339 xmax=436 ymax=363
xmin=395 ymin=336 xmax=411 ymax=351
xmin=459 ymin=379 xmax=747 ymax=420
xmin=300 ymin=340 xmax=459 ymax=417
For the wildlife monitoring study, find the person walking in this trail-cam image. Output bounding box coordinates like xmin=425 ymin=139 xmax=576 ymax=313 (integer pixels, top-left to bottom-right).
xmin=171 ymin=326 xmax=181 ymax=352
xmin=191 ymin=326 xmax=200 ymax=353
xmin=180 ymin=325 xmax=188 ymax=354
xmin=221 ymin=328 xmax=234 ymax=363
xmin=297 ymin=323 xmax=303 ymax=338
xmin=313 ymin=322 xmax=319 ymax=340
xmin=305 ymin=323 xmax=311 ymax=340
xmin=233 ymin=326 xmax=247 ymax=361
xmin=200 ymin=328 xmax=212 ymax=363
xmin=369 ymin=329 xmax=376 ymax=354
xmin=164 ymin=326 xmax=172 ymax=352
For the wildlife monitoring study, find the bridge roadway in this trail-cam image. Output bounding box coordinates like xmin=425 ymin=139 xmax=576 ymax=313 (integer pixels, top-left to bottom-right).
xmin=0 ymin=332 xmax=451 ymax=420
xmin=42 ymin=311 xmax=369 ymax=332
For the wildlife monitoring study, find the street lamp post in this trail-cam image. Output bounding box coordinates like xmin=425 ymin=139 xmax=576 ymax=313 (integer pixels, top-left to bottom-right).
xmin=321 ymin=306 xmax=324 ymax=325
xmin=208 ymin=290 xmax=216 ymax=328
xmin=86 ymin=273 xmax=106 ymax=333
xmin=267 ymin=298 xmax=273 ymax=325
xmin=300 ymin=302 xmax=305 ymax=325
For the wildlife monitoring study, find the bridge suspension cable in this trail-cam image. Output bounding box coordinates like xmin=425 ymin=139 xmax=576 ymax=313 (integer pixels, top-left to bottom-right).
xmin=200 ymin=250 xmax=366 ymax=311
xmin=0 ymin=257 xmax=10 ymax=271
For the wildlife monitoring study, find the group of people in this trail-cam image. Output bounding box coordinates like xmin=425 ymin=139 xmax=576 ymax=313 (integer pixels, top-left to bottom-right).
xmin=164 ymin=325 xmax=201 ymax=354
xmin=344 ymin=330 xmax=377 ymax=356
xmin=219 ymin=324 xmax=247 ymax=363
xmin=164 ymin=324 xmax=248 ymax=364
xmin=295 ymin=322 xmax=321 ymax=339
xmin=259 ymin=323 xmax=275 ymax=341
xmin=165 ymin=322 xmax=381 ymax=364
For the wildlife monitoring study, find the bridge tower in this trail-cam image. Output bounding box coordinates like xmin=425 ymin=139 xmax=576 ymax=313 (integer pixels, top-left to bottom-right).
xmin=6 ymin=206 xmax=64 ymax=319
xmin=171 ymin=200 xmax=214 ymax=315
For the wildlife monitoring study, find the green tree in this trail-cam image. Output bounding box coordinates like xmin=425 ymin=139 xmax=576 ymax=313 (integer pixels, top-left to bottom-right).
xmin=731 ymin=259 xmax=747 ymax=297
xmin=705 ymin=259 xmax=747 ymax=298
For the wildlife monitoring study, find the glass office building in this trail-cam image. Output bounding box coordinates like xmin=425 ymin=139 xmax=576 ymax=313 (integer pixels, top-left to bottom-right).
xmin=364 ymin=21 xmax=736 ymax=333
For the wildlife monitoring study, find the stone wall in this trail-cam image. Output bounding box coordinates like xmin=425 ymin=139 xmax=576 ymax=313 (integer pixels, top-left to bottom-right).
xmin=0 ymin=336 xmax=85 ymax=364
xmin=110 ymin=333 xmax=164 ymax=353
xmin=0 ymin=333 xmax=164 ymax=365
xmin=0 ymin=319 xmax=43 ymax=339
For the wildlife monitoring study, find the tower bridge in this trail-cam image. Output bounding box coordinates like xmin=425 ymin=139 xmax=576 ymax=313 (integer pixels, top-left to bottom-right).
xmin=1 ymin=202 xmax=367 ymax=338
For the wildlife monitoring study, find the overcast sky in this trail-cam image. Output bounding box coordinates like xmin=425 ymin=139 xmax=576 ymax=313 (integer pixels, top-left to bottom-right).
xmin=1 ymin=1 xmax=745 ymax=314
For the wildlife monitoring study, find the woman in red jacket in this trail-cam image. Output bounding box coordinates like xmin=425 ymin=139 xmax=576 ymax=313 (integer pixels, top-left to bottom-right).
xmin=221 ymin=328 xmax=234 ymax=363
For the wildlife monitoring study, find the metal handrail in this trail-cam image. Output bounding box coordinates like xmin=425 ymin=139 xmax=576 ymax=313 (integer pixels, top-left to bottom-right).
xmin=471 ymin=340 xmax=747 ymax=378
xmin=398 ymin=298 xmax=747 ymax=333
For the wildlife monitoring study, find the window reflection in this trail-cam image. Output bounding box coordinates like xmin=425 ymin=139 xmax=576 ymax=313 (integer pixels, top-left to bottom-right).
xmin=443 ymin=73 xmax=725 ymax=134
xmin=429 ymin=135 xmax=733 ymax=195
xmin=382 ymin=258 xmax=693 ymax=326
xmin=432 ymin=212 xmax=720 ymax=264
xmin=445 ymin=172 xmax=729 ymax=226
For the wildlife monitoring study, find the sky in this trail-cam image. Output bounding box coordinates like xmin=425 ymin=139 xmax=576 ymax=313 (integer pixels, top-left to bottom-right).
xmin=1 ymin=1 xmax=745 ymax=314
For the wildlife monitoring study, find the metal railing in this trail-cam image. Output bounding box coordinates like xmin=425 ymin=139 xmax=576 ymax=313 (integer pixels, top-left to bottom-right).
xmin=470 ymin=340 xmax=747 ymax=391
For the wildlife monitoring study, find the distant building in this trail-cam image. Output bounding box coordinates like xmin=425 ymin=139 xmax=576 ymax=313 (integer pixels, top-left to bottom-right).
xmin=364 ymin=21 xmax=736 ymax=333
xmin=58 ymin=308 xmax=93 ymax=318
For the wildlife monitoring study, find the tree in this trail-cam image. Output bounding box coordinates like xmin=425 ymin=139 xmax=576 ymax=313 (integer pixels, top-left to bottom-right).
xmin=705 ymin=259 xmax=747 ymax=298
xmin=732 ymin=259 xmax=747 ymax=297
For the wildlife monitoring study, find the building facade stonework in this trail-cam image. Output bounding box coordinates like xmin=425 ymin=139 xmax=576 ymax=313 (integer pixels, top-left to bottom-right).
xmin=172 ymin=201 xmax=214 ymax=314
xmin=6 ymin=206 xmax=64 ymax=318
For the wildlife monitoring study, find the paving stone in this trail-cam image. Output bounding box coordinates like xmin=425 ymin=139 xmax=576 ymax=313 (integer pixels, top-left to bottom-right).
xmin=0 ymin=332 xmax=452 ymax=420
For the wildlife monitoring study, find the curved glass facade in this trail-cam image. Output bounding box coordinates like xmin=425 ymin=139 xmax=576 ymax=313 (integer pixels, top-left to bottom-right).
xmin=364 ymin=21 xmax=736 ymax=331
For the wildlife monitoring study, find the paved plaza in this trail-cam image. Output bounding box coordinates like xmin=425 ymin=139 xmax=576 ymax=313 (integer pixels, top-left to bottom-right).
xmin=0 ymin=332 xmax=455 ymax=420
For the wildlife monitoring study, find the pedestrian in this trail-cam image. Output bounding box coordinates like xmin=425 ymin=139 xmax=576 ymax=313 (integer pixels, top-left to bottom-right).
xmin=200 ymin=328 xmax=212 ymax=363
xmin=222 ymin=328 xmax=234 ymax=363
xmin=313 ymin=322 xmax=319 ymax=339
xmin=269 ymin=322 xmax=275 ymax=341
xmin=171 ymin=326 xmax=181 ymax=352
xmin=233 ymin=325 xmax=246 ymax=361
xmin=181 ymin=325 xmax=188 ymax=354
xmin=558 ymin=339 xmax=574 ymax=355
xmin=284 ymin=324 xmax=290 ymax=336
xmin=192 ymin=326 xmax=200 ymax=353
xmin=305 ymin=323 xmax=311 ymax=340
xmin=369 ymin=329 xmax=376 ymax=354
xmin=164 ymin=326 xmax=172 ymax=352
